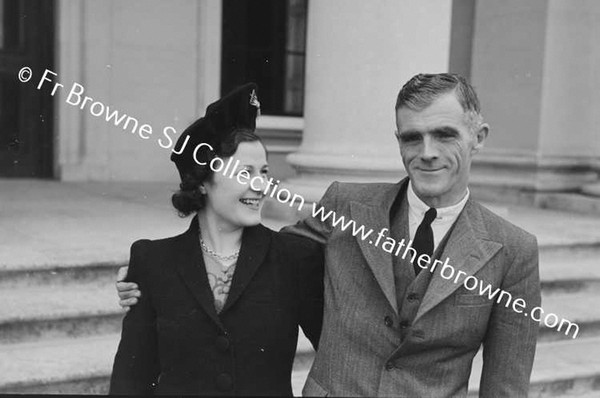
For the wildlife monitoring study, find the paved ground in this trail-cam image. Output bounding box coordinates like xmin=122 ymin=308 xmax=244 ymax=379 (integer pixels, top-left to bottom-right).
xmin=3 ymin=178 xmax=600 ymax=270
xmin=1 ymin=180 xmax=186 ymax=269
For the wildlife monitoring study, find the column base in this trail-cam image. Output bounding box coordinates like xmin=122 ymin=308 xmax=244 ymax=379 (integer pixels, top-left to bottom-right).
xmin=582 ymin=182 xmax=600 ymax=197
xmin=264 ymin=150 xmax=600 ymax=223
xmin=58 ymin=161 xmax=110 ymax=181
xmin=284 ymin=151 xmax=405 ymax=201
xmin=469 ymin=151 xmax=598 ymax=206
xmin=261 ymin=151 xmax=406 ymax=223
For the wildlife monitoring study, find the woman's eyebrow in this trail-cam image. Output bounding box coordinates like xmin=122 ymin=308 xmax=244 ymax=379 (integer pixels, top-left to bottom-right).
xmin=235 ymin=163 xmax=270 ymax=171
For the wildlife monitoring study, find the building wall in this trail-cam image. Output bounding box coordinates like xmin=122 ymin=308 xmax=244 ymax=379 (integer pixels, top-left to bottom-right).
xmin=56 ymin=0 xmax=220 ymax=182
xmin=55 ymin=0 xmax=302 ymax=183
xmin=538 ymin=0 xmax=600 ymax=158
xmin=470 ymin=0 xmax=547 ymax=155
xmin=53 ymin=0 xmax=600 ymax=198
xmin=469 ymin=0 xmax=599 ymax=198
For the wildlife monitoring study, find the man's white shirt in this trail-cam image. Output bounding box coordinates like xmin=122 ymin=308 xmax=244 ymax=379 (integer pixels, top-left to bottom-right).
xmin=406 ymin=181 xmax=469 ymax=252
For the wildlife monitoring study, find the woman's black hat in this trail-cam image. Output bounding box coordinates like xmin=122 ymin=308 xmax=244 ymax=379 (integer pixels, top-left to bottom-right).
xmin=171 ymin=82 xmax=260 ymax=179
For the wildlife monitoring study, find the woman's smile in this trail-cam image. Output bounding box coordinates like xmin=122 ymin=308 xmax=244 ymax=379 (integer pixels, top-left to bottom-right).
xmin=239 ymin=197 xmax=263 ymax=210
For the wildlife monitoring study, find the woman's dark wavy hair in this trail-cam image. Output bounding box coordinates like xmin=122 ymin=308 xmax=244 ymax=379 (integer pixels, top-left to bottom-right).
xmin=171 ymin=129 xmax=264 ymax=217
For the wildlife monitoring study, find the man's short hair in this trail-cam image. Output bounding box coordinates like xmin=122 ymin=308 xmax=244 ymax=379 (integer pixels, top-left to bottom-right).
xmin=395 ymin=74 xmax=482 ymax=126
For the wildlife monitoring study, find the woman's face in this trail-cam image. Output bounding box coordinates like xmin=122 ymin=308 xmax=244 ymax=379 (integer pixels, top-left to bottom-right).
xmin=202 ymin=141 xmax=269 ymax=231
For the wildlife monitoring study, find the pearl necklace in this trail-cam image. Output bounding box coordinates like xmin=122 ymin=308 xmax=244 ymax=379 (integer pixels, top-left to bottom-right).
xmin=199 ymin=236 xmax=240 ymax=262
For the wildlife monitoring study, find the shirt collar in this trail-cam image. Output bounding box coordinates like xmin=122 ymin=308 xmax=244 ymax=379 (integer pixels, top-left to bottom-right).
xmin=407 ymin=181 xmax=470 ymax=221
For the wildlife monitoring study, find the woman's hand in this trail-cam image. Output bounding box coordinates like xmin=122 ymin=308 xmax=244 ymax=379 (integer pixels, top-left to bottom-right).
xmin=116 ymin=266 xmax=141 ymax=311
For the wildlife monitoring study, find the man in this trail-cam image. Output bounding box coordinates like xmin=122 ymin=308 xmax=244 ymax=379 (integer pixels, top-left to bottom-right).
xmin=118 ymin=73 xmax=541 ymax=397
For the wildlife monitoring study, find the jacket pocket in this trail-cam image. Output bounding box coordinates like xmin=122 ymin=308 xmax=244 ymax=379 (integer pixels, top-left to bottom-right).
xmin=455 ymin=293 xmax=493 ymax=306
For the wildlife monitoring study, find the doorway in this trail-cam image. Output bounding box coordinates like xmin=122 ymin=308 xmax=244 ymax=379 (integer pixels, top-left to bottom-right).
xmin=0 ymin=0 xmax=54 ymax=178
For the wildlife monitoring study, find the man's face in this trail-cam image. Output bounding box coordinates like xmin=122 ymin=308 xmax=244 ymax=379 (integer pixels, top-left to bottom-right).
xmin=395 ymin=92 xmax=488 ymax=208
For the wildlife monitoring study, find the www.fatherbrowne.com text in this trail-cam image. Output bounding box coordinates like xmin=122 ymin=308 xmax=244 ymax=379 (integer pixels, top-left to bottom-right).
xmin=19 ymin=66 xmax=579 ymax=339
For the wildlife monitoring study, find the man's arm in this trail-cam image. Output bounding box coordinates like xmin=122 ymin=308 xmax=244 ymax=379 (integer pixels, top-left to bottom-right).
xmin=280 ymin=181 xmax=340 ymax=244
xmin=479 ymin=235 xmax=541 ymax=397
xmin=116 ymin=266 xmax=140 ymax=310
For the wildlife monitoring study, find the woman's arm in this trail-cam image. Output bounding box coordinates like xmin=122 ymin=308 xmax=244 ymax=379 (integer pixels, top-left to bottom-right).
xmin=109 ymin=240 xmax=160 ymax=395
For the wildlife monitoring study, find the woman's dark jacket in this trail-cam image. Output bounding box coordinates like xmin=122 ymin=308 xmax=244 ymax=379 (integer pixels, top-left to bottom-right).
xmin=109 ymin=218 xmax=324 ymax=396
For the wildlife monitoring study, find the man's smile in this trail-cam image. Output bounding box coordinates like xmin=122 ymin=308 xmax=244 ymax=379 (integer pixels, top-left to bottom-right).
xmin=415 ymin=166 xmax=446 ymax=173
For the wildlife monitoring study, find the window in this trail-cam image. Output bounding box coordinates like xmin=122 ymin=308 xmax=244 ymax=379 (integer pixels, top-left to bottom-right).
xmin=221 ymin=0 xmax=308 ymax=117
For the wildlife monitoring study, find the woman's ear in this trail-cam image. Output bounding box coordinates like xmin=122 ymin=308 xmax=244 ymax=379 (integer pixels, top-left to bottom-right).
xmin=199 ymin=184 xmax=207 ymax=194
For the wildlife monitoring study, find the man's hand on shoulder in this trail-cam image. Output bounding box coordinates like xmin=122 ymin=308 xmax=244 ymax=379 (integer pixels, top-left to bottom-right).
xmin=116 ymin=266 xmax=141 ymax=311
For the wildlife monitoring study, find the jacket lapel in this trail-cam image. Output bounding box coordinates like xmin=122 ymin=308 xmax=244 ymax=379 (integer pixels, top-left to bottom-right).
xmin=174 ymin=220 xmax=272 ymax=322
xmin=220 ymin=224 xmax=271 ymax=313
xmin=349 ymin=180 xmax=406 ymax=314
xmin=414 ymin=200 xmax=503 ymax=322
xmin=173 ymin=217 xmax=224 ymax=328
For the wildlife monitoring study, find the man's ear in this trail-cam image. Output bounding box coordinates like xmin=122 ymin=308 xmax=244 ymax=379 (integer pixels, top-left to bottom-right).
xmin=394 ymin=130 xmax=401 ymax=143
xmin=199 ymin=184 xmax=207 ymax=194
xmin=471 ymin=123 xmax=489 ymax=154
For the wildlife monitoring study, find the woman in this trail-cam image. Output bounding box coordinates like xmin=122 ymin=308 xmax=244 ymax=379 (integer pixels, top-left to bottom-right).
xmin=109 ymin=83 xmax=324 ymax=396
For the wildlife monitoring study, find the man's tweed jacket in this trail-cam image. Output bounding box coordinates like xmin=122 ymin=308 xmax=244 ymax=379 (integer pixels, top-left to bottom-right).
xmin=284 ymin=178 xmax=541 ymax=397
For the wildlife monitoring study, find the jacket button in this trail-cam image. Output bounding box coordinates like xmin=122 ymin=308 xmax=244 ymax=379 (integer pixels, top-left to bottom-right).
xmin=385 ymin=361 xmax=395 ymax=370
xmin=215 ymin=373 xmax=233 ymax=391
xmin=399 ymin=320 xmax=410 ymax=329
xmin=384 ymin=316 xmax=393 ymax=327
xmin=215 ymin=336 xmax=230 ymax=352
xmin=407 ymin=293 xmax=419 ymax=302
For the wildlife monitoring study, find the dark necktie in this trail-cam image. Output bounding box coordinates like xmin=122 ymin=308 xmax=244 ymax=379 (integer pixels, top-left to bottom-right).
xmin=412 ymin=207 xmax=437 ymax=275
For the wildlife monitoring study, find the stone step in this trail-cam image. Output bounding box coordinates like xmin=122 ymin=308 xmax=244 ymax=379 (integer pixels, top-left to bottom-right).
xmin=0 ymin=281 xmax=123 ymax=344
xmin=0 ymin=334 xmax=118 ymax=394
xmin=539 ymin=246 xmax=600 ymax=295
xmin=539 ymin=292 xmax=600 ymax=341
xmin=2 ymin=332 xmax=599 ymax=396
xmin=555 ymin=393 xmax=600 ymax=398
xmin=0 ymin=262 xmax=123 ymax=290
xmin=2 ymin=213 xmax=598 ymax=294
xmin=537 ymin=192 xmax=600 ymax=216
xmin=2 ymin=239 xmax=598 ymax=291
xmin=0 ymin=333 xmax=314 ymax=395
xmin=468 ymin=337 xmax=600 ymax=397
xmin=0 ymin=281 xmax=322 ymax=348
xmin=2 ymin=270 xmax=599 ymax=345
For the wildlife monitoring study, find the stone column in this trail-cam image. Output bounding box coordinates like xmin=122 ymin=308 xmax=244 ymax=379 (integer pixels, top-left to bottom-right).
xmin=469 ymin=0 xmax=600 ymax=204
xmin=56 ymin=0 xmax=221 ymax=182
xmin=284 ymin=0 xmax=453 ymax=203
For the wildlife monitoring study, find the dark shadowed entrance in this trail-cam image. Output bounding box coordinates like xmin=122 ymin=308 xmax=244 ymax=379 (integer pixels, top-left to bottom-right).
xmin=0 ymin=0 xmax=54 ymax=177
